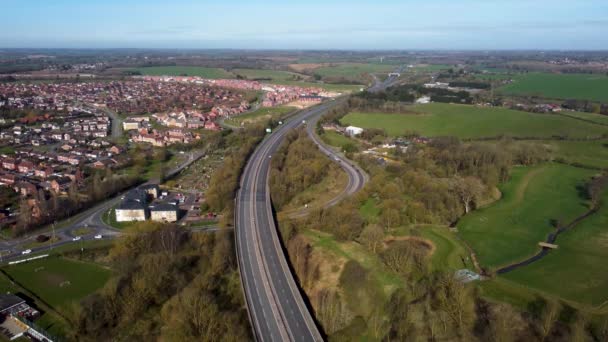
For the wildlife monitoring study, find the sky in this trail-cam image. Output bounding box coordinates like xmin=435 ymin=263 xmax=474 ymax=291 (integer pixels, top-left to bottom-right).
xmin=1 ymin=0 xmax=607 ymax=50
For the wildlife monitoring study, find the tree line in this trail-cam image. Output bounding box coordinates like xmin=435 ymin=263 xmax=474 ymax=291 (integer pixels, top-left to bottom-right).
xmin=72 ymin=223 xmax=250 ymax=341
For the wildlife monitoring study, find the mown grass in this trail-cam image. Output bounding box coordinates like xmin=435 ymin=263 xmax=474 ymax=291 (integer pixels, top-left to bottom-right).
xmin=501 ymin=189 xmax=608 ymax=307
xmin=132 ymin=66 xmax=234 ymax=79
xmin=545 ymin=139 xmax=608 ymax=169
xmin=320 ymin=131 xmax=360 ymax=150
xmin=2 ymin=256 xmax=111 ymax=309
xmin=458 ymin=163 xmax=595 ymax=269
xmin=500 ymin=72 xmax=608 ymax=102
xmin=340 ymin=103 xmax=608 ymax=139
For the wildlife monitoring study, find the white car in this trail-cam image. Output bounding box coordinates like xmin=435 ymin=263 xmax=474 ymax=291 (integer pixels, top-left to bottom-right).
xmin=94 ymin=234 xmax=102 ymax=239
xmin=72 ymin=236 xmax=81 ymax=241
xmin=21 ymin=249 xmax=32 ymax=255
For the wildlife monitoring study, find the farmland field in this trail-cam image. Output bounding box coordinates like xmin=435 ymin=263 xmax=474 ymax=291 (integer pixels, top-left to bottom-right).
xmin=545 ymin=139 xmax=608 ymax=169
xmin=225 ymin=106 xmax=295 ymax=126
xmin=502 ymin=189 xmax=608 ymax=307
xmin=2 ymin=256 xmax=111 ymax=309
xmin=267 ymin=80 xmax=364 ymax=92
xmin=500 ymin=73 xmax=608 ymax=102
xmin=340 ymin=103 xmax=608 ymax=139
xmin=404 ymin=64 xmax=453 ymax=72
xmin=458 ymin=163 xmax=594 ymax=269
xmin=132 ymin=66 xmax=234 ymax=79
xmin=232 ymin=68 xmax=304 ymax=81
xmin=313 ymin=63 xmax=396 ymax=79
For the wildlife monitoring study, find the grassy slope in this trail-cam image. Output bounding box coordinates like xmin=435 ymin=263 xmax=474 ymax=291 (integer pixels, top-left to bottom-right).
xmin=279 ymin=165 xmax=348 ymax=214
xmin=458 ymin=163 xmax=594 ymax=269
xmin=340 ymin=103 xmax=608 ymax=139
xmin=320 ymin=131 xmax=360 ymax=150
xmin=133 ymin=66 xmax=234 ymax=79
xmin=502 ymin=189 xmax=608 ymax=307
xmin=500 ymin=73 xmax=608 ymax=102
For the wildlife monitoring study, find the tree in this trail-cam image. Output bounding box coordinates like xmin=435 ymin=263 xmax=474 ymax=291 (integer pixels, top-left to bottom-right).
xmin=380 ymin=198 xmax=401 ymax=229
xmin=539 ymin=300 xmax=560 ymax=342
xmin=359 ymin=224 xmax=384 ymax=253
xmin=570 ymin=312 xmax=589 ymax=342
xmin=434 ymin=273 xmax=476 ymax=337
xmin=315 ymin=288 xmax=352 ymax=335
xmin=381 ymin=241 xmax=414 ymax=276
xmin=451 ymin=176 xmax=484 ymax=214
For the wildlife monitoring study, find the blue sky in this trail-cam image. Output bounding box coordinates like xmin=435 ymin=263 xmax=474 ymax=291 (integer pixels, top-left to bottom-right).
xmin=1 ymin=0 xmax=607 ymax=49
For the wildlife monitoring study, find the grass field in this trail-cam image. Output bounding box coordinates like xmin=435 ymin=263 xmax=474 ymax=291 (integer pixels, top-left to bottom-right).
xmin=313 ymin=63 xmax=396 ymax=80
xmin=500 ymin=73 xmax=608 ymax=102
xmin=133 ymin=66 xmax=234 ymax=79
xmin=545 ymin=139 xmax=608 ymax=169
xmin=500 ymin=188 xmax=608 ymax=307
xmin=224 ymin=106 xmax=295 ymax=127
xmin=392 ymin=226 xmax=473 ymax=271
xmin=320 ymin=131 xmax=360 ymax=151
xmin=2 ymin=256 xmax=111 ymax=309
xmin=231 ymin=68 xmax=303 ymax=81
xmin=458 ymin=163 xmax=595 ymax=269
xmin=557 ymin=111 xmax=608 ymax=126
xmin=340 ymin=103 xmax=608 ymax=139
xmin=267 ymin=80 xmax=364 ymax=92
xmin=405 ymin=64 xmax=453 ymax=72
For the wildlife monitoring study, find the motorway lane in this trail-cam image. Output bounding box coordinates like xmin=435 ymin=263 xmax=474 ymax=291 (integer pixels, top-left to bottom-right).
xmin=236 ymin=102 xmax=347 ymax=342
xmin=237 ymin=67 xmax=405 ymax=340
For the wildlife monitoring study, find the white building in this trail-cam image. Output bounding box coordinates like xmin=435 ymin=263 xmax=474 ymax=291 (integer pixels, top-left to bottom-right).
xmin=122 ymin=120 xmax=141 ymax=131
xmin=150 ymin=203 xmax=179 ymax=222
xmin=345 ymin=126 xmax=364 ymax=136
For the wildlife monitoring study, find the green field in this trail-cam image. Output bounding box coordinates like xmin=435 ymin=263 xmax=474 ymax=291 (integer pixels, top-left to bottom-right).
xmin=393 ymin=226 xmax=473 ymax=271
xmin=405 ymin=64 xmax=453 ymax=72
xmin=133 ymin=66 xmax=234 ymax=79
xmin=2 ymin=256 xmax=111 ymax=309
xmin=225 ymin=106 xmax=295 ymax=126
xmin=558 ymin=111 xmax=608 ymax=126
xmin=320 ymin=131 xmax=360 ymax=150
xmin=545 ymin=139 xmax=608 ymax=169
xmin=458 ymin=163 xmax=595 ymax=269
xmin=340 ymin=103 xmax=608 ymax=139
xmin=314 ymin=63 xmax=396 ymax=79
xmin=232 ymin=68 xmax=303 ymax=81
xmin=267 ymin=80 xmax=364 ymax=93
xmin=500 ymin=73 xmax=608 ymax=102
xmin=502 ymin=188 xmax=608 ymax=307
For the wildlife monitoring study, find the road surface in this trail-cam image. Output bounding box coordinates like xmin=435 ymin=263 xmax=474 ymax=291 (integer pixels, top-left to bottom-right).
xmin=0 ymin=150 xmax=207 ymax=262
xmin=236 ymin=99 xmax=372 ymax=341
xmin=236 ymin=67 xmax=402 ymax=341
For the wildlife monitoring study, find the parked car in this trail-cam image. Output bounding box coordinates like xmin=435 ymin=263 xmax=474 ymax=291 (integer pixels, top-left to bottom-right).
xmin=94 ymin=235 xmax=102 ymax=239
xmin=72 ymin=236 xmax=81 ymax=241
xmin=21 ymin=249 xmax=32 ymax=255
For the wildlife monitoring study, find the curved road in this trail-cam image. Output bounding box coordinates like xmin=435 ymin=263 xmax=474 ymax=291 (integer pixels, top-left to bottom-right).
xmin=237 ymin=67 xmax=402 ymax=341
xmin=236 ymin=101 xmax=368 ymax=341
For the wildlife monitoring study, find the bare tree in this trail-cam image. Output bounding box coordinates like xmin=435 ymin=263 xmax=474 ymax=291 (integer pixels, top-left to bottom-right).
xmin=359 ymin=224 xmax=384 ymax=253
xmin=539 ymin=300 xmax=560 ymax=342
